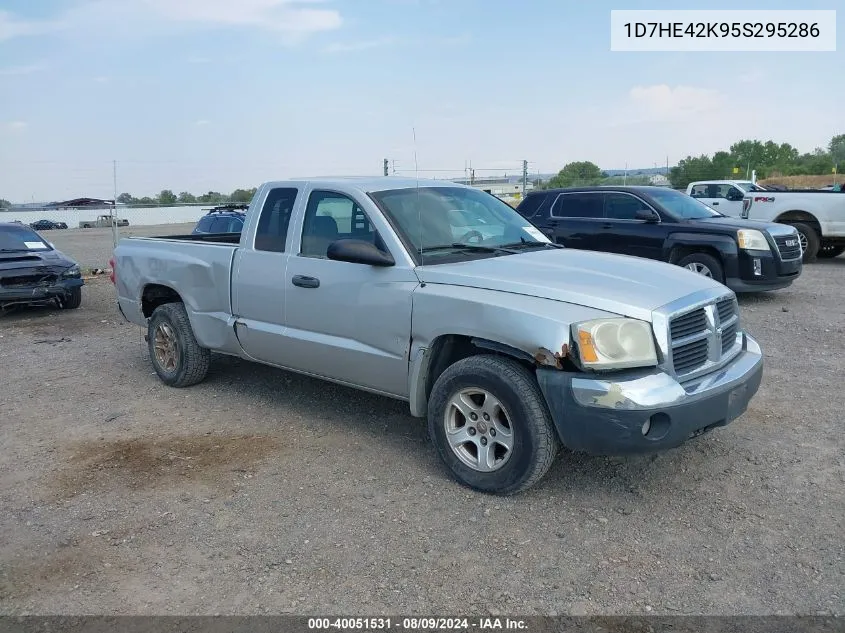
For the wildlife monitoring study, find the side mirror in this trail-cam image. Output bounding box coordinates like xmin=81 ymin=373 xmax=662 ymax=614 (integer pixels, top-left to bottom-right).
xmin=327 ymin=238 xmax=395 ymax=267
xmin=635 ymin=209 xmax=660 ymax=222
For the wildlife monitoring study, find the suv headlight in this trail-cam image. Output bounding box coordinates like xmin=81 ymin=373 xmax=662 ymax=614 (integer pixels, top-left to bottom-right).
xmin=737 ymin=229 xmax=770 ymax=251
xmin=61 ymin=264 xmax=81 ymax=278
xmin=572 ymin=318 xmax=658 ymax=370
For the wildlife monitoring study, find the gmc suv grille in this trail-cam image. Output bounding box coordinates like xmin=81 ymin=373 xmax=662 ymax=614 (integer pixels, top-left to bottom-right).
xmin=774 ymin=234 xmax=802 ymax=260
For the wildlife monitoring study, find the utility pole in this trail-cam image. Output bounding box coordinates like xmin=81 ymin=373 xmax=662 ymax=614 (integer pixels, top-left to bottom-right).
xmin=522 ymin=159 xmax=528 ymax=198
xmin=383 ymin=158 xmax=389 ymax=176
xmin=112 ymin=160 xmax=119 ymax=248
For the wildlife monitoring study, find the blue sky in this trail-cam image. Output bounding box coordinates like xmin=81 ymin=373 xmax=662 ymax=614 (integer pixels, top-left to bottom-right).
xmin=0 ymin=0 xmax=841 ymax=201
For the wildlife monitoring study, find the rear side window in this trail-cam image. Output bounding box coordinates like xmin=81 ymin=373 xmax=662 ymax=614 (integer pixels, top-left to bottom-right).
xmin=689 ymin=185 xmax=708 ymax=197
xmin=551 ymin=193 xmax=604 ymax=218
xmin=515 ymin=193 xmax=547 ymax=219
xmin=209 ymin=217 xmax=231 ymax=233
xmin=254 ymin=188 xmax=298 ymax=252
xmin=196 ymin=216 xmax=214 ymax=232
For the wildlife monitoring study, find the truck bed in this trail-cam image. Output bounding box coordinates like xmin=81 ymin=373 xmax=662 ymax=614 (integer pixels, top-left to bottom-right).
xmin=147 ymin=232 xmax=243 ymax=245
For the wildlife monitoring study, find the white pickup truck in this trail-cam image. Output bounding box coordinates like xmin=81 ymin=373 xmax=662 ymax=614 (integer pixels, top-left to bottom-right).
xmin=687 ymin=180 xmax=845 ymax=261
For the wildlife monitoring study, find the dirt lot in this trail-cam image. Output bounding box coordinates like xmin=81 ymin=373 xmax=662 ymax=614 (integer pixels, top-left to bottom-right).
xmin=0 ymin=249 xmax=843 ymax=616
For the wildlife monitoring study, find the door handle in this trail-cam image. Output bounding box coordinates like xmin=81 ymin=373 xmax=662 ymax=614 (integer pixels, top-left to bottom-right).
xmin=601 ymin=223 xmax=613 ymax=229
xmin=292 ymin=275 xmax=320 ymax=289
xmin=711 ymin=201 xmax=719 ymax=205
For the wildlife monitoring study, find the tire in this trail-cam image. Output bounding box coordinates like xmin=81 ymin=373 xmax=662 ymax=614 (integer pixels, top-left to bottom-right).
xmin=676 ymin=252 xmax=725 ymax=284
xmin=147 ymin=302 xmax=211 ymax=387
xmin=62 ymin=287 xmax=82 ymax=309
xmin=427 ymin=354 xmax=560 ymax=495
xmin=788 ymin=222 xmax=820 ymax=263
xmin=817 ymin=244 xmax=845 ymax=259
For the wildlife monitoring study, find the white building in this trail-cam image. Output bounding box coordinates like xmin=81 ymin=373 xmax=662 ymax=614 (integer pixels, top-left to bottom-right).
xmin=450 ymin=177 xmax=535 ymax=202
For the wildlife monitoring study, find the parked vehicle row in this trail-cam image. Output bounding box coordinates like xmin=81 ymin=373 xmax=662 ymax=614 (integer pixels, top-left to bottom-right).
xmin=79 ymin=214 xmax=130 ymax=229
xmin=686 ymin=179 xmax=845 ymax=261
xmin=0 ymin=222 xmax=84 ymax=310
xmin=515 ymin=186 xmax=803 ymax=293
xmin=112 ymin=177 xmax=765 ymax=495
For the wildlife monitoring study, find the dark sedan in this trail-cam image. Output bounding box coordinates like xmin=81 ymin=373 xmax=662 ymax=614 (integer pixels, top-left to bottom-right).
xmin=0 ymin=222 xmax=84 ymax=310
xmin=29 ymin=219 xmax=68 ymax=230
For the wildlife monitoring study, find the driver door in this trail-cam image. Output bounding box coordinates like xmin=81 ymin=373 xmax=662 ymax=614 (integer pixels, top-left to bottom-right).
xmin=280 ymin=190 xmax=418 ymax=397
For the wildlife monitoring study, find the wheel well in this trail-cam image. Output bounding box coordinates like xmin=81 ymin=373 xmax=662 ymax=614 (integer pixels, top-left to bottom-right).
xmin=775 ymin=211 xmax=821 ymax=236
xmin=669 ymin=245 xmax=723 ymax=265
xmin=141 ymin=284 xmax=183 ymax=318
xmin=423 ymin=335 xmax=548 ymax=404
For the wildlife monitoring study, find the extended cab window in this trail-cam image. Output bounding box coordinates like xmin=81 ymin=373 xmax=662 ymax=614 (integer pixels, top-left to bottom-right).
xmin=690 ymin=185 xmax=709 ymax=197
xmin=551 ymin=193 xmax=604 ymax=218
xmin=604 ymin=193 xmax=653 ymax=220
xmin=255 ymin=188 xmax=298 ymax=252
xmin=300 ymin=191 xmax=388 ymax=259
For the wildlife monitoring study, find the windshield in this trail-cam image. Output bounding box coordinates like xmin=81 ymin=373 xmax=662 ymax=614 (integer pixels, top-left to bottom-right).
xmin=0 ymin=224 xmax=51 ymax=252
xmin=369 ymin=186 xmax=551 ymax=262
xmin=647 ymin=188 xmax=723 ymax=220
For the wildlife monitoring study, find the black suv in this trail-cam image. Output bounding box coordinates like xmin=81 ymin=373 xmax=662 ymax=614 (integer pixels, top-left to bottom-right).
xmin=516 ymin=186 xmax=803 ymax=293
xmin=192 ymin=204 xmax=248 ymax=235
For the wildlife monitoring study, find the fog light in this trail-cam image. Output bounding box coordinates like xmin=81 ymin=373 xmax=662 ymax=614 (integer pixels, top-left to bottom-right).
xmin=753 ymin=258 xmax=762 ymax=276
xmin=641 ymin=419 xmax=651 ymax=436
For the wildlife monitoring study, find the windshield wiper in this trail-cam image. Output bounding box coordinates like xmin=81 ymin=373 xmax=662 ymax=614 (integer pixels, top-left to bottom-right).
xmin=421 ymin=243 xmax=522 ymax=255
xmin=498 ymin=240 xmax=563 ymax=250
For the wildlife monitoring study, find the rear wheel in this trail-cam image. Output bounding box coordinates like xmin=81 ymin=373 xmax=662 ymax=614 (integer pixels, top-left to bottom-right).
xmin=788 ymin=222 xmax=820 ymax=263
xmin=427 ymin=354 xmax=559 ymax=495
xmin=676 ymin=253 xmax=725 ymax=284
xmin=817 ymin=244 xmax=845 ymax=259
xmin=147 ymin=302 xmax=211 ymax=387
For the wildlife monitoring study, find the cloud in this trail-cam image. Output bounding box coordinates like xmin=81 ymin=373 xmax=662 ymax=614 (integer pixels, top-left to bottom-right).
xmin=0 ymin=1 xmax=341 ymax=45
xmin=5 ymin=121 xmax=28 ymax=132
xmin=0 ymin=10 xmax=64 ymax=41
xmin=627 ymin=84 xmax=725 ymax=123
xmin=0 ymin=62 xmax=48 ymax=76
xmin=324 ymin=36 xmax=396 ymax=53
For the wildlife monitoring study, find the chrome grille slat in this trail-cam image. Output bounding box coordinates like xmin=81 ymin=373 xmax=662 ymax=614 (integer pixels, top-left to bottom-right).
xmin=667 ymin=293 xmax=740 ymax=378
xmin=774 ymin=234 xmax=802 ymax=260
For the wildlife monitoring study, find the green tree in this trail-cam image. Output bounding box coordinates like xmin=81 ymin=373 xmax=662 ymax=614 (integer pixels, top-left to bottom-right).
xmin=230 ymin=188 xmax=257 ymax=203
xmin=669 ymin=155 xmax=723 ymax=188
xmin=828 ymin=134 xmax=845 ymax=166
xmin=197 ymin=191 xmax=227 ymax=204
xmin=158 ymin=189 xmax=177 ymax=205
xmin=0 ymin=198 xmax=11 ymax=209
xmin=178 ymin=191 xmax=197 ymax=203
xmin=116 ymin=192 xmax=134 ymax=204
xmin=137 ymin=196 xmax=156 ymax=206
xmin=545 ymin=161 xmax=605 ymax=188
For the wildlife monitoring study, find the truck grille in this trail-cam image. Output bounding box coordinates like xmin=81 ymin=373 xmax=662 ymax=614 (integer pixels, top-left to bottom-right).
xmin=668 ymin=296 xmax=740 ymax=378
xmin=1 ymin=274 xmax=58 ymax=289
xmin=774 ymin=234 xmax=802 ymax=260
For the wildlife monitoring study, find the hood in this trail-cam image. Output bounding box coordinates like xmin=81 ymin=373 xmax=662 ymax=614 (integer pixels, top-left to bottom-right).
xmin=416 ymin=249 xmax=727 ymax=321
xmin=0 ymin=248 xmax=76 ymax=275
xmin=690 ymin=216 xmax=796 ymax=236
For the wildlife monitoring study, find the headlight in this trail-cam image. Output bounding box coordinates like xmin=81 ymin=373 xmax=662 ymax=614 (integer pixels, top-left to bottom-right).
xmin=737 ymin=229 xmax=770 ymax=251
xmin=571 ymin=318 xmax=658 ymax=370
xmin=61 ymin=264 xmax=81 ymax=278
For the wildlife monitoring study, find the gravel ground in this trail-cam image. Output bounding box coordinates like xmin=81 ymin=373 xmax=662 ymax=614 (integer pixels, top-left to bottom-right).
xmin=0 ymin=249 xmax=843 ymax=616
xmin=37 ymin=223 xmax=196 ymax=272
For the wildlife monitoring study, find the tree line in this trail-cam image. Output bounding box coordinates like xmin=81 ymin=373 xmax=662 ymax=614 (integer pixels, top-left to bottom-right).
xmin=115 ymin=188 xmax=258 ymax=207
xmin=540 ymin=133 xmax=843 ymax=190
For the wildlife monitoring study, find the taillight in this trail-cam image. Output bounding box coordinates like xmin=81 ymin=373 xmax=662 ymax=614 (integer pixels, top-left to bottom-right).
xmin=109 ymin=256 xmax=115 ymax=284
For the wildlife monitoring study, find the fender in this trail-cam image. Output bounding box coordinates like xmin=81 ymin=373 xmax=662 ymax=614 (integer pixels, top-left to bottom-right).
xmin=664 ymin=232 xmax=738 ymax=262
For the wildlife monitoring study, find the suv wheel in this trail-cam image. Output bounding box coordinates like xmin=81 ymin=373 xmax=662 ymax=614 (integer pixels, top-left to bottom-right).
xmin=427 ymin=354 xmax=560 ymax=495
xmin=677 ymin=253 xmax=725 ymax=283
xmin=789 ymin=222 xmax=820 ymax=263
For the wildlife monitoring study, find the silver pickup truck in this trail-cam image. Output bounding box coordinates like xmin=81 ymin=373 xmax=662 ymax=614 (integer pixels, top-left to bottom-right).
xmin=112 ymin=177 xmax=764 ymax=494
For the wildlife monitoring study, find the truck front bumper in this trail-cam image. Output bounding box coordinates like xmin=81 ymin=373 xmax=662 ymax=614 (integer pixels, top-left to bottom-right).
xmin=536 ymin=333 xmax=763 ymax=455
xmin=0 ymin=278 xmax=83 ymax=305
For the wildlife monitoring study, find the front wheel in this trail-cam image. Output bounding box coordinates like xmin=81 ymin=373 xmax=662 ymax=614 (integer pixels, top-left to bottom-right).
xmin=676 ymin=253 xmax=725 ymax=284
xmin=147 ymin=302 xmax=211 ymax=387
xmin=427 ymin=354 xmax=560 ymax=495
xmin=61 ymin=287 xmax=82 ymax=309
xmin=788 ymin=222 xmax=820 ymax=263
